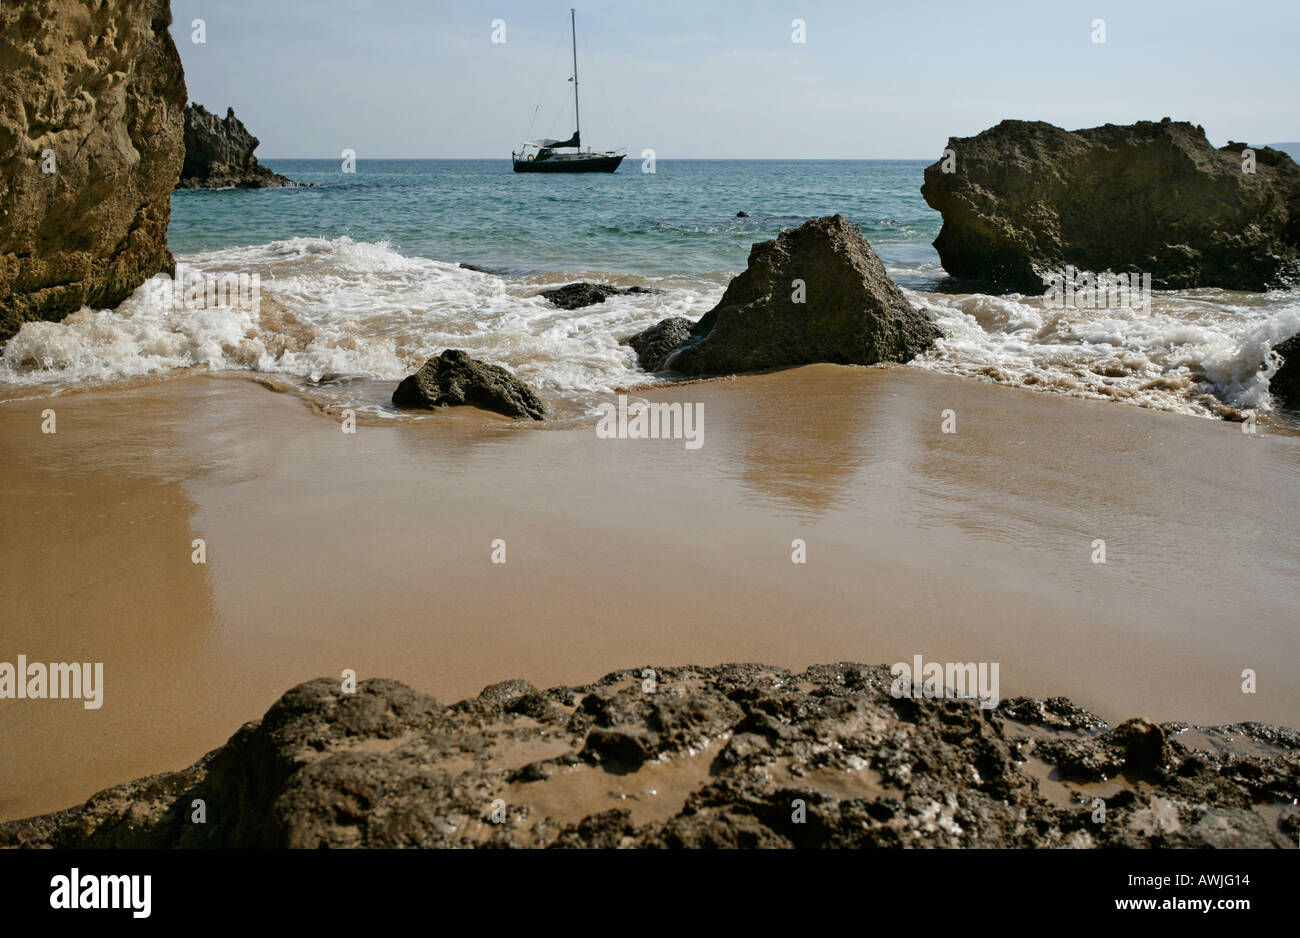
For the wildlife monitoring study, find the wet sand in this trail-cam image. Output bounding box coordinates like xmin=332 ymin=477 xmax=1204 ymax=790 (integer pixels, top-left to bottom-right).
xmin=1 ymin=364 xmax=1297 ymax=820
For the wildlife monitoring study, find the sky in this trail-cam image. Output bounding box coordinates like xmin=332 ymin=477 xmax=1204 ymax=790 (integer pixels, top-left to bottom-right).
xmin=171 ymin=0 xmax=1300 ymax=159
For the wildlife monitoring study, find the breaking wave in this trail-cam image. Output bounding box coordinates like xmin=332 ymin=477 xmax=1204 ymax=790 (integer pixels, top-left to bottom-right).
xmin=0 ymin=236 xmax=719 ymax=407
xmin=2 ymin=235 xmax=1296 ymax=421
xmin=906 ymin=288 xmax=1300 ymax=419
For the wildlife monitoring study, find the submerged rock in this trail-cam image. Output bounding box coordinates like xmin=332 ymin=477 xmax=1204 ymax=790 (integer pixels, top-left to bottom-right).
xmin=392 ymin=349 xmax=545 ymax=420
xmin=921 ymin=118 xmax=1300 ymax=293
xmin=4 ymin=662 xmax=1294 ymax=849
xmin=623 ymin=317 xmax=695 ymax=370
xmin=1271 ymin=335 xmax=1300 ymax=407
xmin=176 ymin=104 xmax=301 ymax=189
xmin=666 ymin=215 xmax=940 ymax=376
xmin=540 ymin=281 xmax=656 ymax=310
xmin=0 ymin=0 xmax=187 ymax=340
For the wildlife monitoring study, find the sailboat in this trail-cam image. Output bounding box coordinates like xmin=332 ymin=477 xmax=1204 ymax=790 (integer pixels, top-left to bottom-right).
xmin=512 ymin=10 xmax=625 ymax=173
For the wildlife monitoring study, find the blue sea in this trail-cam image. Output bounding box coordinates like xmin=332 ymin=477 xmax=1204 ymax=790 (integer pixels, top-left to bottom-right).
xmin=3 ymin=159 xmax=1297 ymax=423
xmin=169 ymin=159 xmax=945 ymax=288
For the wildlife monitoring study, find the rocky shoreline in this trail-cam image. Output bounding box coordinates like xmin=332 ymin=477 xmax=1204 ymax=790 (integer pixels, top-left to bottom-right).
xmin=176 ymin=103 xmax=301 ymax=189
xmin=3 ymin=663 xmax=1296 ymax=848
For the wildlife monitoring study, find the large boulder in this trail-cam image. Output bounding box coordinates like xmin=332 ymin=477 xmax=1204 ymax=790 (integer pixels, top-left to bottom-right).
xmin=1271 ymin=335 xmax=1300 ymax=407
xmin=392 ymin=349 xmax=545 ymax=420
xmin=0 ymin=0 xmax=187 ymax=340
xmin=665 ymin=215 xmax=940 ymax=376
xmin=921 ymin=118 xmax=1300 ymax=293
xmin=176 ymin=104 xmax=298 ymax=189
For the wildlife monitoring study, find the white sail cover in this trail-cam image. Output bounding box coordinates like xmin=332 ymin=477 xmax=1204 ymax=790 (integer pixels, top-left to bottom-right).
xmin=522 ymin=132 xmax=580 ymax=148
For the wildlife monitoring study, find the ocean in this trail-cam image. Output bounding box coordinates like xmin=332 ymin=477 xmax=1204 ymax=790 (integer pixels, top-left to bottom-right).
xmin=2 ymin=158 xmax=1297 ymax=426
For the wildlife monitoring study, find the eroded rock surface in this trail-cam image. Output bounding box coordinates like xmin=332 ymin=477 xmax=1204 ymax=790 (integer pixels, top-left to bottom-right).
xmin=921 ymin=118 xmax=1300 ymax=293
xmin=4 ymin=663 xmax=1295 ymax=849
xmin=176 ymin=104 xmax=298 ymax=189
xmin=0 ymin=0 xmax=186 ymax=339
xmin=664 ymin=215 xmax=940 ymax=376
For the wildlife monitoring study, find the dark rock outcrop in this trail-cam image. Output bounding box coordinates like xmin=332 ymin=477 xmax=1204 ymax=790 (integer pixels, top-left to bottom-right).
xmin=921 ymin=118 xmax=1300 ymax=293
xmin=176 ymin=103 xmax=298 ymax=189
xmin=3 ymin=663 xmax=1295 ymax=848
xmin=0 ymin=0 xmax=187 ymax=340
xmin=539 ymin=282 xmax=656 ymax=310
xmin=665 ymin=215 xmax=940 ymax=376
xmin=392 ymin=349 xmax=545 ymax=420
xmin=623 ymin=317 xmax=694 ymax=370
xmin=1271 ymin=335 xmax=1300 ymax=407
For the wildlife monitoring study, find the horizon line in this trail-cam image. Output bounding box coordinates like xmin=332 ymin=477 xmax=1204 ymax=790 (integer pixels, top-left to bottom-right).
xmin=257 ymin=156 xmax=940 ymax=162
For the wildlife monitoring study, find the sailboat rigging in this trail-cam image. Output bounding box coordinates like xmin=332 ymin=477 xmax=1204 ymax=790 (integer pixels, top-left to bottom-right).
xmin=512 ymin=9 xmax=625 ymax=173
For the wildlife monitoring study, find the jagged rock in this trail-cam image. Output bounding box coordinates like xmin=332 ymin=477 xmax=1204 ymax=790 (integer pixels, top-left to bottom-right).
xmin=539 ymin=282 xmax=656 ymax=310
xmin=392 ymin=349 xmax=545 ymax=420
xmin=623 ymin=317 xmax=694 ymax=370
xmin=921 ymin=118 xmax=1300 ymax=293
xmin=176 ymin=104 xmax=300 ymax=189
xmin=3 ymin=663 xmax=1294 ymax=849
xmin=1270 ymin=335 xmax=1300 ymax=407
xmin=665 ymin=215 xmax=940 ymax=376
xmin=0 ymin=0 xmax=186 ymax=340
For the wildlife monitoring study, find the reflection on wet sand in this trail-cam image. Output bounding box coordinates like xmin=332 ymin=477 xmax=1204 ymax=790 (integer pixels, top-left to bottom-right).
xmin=0 ymin=380 xmax=217 ymax=820
xmin=1 ymin=365 xmax=1297 ymax=823
xmin=647 ymin=370 xmax=877 ymax=516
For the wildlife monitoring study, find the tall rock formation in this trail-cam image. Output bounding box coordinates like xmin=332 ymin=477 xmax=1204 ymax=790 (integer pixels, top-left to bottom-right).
xmin=659 ymin=215 xmax=939 ymax=376
xmin=0 ymin=0 xmax=186 ymax=340
xmin=176 ymin=103 xmax=297 ymax=189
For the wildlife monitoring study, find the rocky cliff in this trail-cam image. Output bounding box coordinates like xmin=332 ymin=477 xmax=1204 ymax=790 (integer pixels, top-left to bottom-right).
xmin=921 ymin=119 xmax=1300 ymax=294
xmin=176 ymin=103 xmax=297 ymax=189
xmin=0 ymin=0 xmax=186 ymax=340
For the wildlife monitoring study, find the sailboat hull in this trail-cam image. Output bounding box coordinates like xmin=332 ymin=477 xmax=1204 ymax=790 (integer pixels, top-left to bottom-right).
xmin=513 ymin=154 xmax=624 ymax=173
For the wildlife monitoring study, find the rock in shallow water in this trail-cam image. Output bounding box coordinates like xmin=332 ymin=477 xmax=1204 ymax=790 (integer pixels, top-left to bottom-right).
xmin=665 ymin=214 xmax=940 ymax=376
xmin=392 ymin=349 xmax=545 ymax=420
xmin=539 ymin=282 xmax=656 ymax=310
xmin=921 ymin=118 xmax=1300 ymax=293
xmin=1270 ymin=335 xmax=1300 ymax=407
xmin=3 ymin=663 xmax=1295 ymax=848
xmin=623 ymin=317 xmax=695 ymax=371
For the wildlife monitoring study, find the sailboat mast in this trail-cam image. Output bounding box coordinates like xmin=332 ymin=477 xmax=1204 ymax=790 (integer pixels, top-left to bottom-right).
xmin=570 ymin=8 xmax=580 ymax=147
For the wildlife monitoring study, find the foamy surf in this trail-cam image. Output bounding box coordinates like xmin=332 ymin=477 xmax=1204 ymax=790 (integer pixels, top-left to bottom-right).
xmin=0 ymin=236 xmax=720 ymax=411
xmin=1 ymin=235 xmax=1297 ymax=423
xmin=906 ymin=287 xmax=1300 ymax=420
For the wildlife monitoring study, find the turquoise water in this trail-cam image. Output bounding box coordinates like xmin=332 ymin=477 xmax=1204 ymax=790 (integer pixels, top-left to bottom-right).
xmin=5 ymin=159 xmax=1296 ymax=426
xmin=169 ymin=159 xmax=945 ymax=288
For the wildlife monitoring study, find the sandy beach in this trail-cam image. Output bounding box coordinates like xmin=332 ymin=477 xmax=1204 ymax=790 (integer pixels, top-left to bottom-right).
xmin=2 ymin=364 xmax=1296 ymax=822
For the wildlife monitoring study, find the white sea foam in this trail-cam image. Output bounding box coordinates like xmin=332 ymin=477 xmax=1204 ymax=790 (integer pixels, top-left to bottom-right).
xmin=2 ymin=236 xmax=1296 ymax=420
xmin=0 ymin=237 xmax=720 ymax=407
xmin=906 ymin=287 xmax=1300 ymax=418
